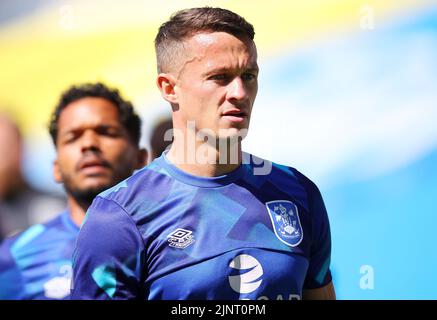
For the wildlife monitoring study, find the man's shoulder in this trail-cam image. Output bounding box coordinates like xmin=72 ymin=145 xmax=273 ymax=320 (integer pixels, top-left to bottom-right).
xmin=94 ymin=159 xmax=175 ymax=215
xmin=272 ymin=161 xmax=319 ymax=191
xmin=245 ymin=153 xmax=317 ymax=187
xmin=0 ymin=222 xmax=47 ymax=280
xmin=0 ymin=212 xmax=67 ymax=257
xmin=0 ymin=211 xmax=74 ymax=300
xmin=0 ymin=234 xmax=24 ymax=298
xmin=244 ymin=153 xmax=323 ymax=209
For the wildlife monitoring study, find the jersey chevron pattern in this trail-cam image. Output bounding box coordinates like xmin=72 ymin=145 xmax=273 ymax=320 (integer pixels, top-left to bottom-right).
xmin=0 ymin=210 xmax=78 ymax=299
xmin=71 ymin=153 xmax=332 ymax=300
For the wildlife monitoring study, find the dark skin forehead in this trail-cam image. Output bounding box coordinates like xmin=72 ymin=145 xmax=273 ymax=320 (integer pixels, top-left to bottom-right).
xmin=56 ymin=97 xmax=128 ymax=145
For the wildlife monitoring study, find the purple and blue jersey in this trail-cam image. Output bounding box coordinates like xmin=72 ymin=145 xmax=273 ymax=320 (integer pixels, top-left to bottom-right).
xmin=71 ymin=153 xmax=332 ymax=300
xmin=0 ymin=210 xmax=78 ymax=299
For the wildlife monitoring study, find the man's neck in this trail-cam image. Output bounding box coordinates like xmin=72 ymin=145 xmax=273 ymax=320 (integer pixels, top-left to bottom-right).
xmin=67 ymin=196 xmax=88 ymax=227
xmin=166 ymin=136 xmax=242 ymax=177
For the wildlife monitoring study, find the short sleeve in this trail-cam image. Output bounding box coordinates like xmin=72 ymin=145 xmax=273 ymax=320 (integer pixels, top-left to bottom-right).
xmin=301 ymin=177 xmax=333 ymax=289
xmin=70 ymin=196 xmax=145 ymax=299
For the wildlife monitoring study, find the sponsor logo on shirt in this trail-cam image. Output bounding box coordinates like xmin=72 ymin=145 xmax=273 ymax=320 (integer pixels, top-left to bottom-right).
xmin=167 ymin=228 xmax=195 ymax=249
xmin=228 ymin=254 xmax=263 ymax=294
xmin=228 ymin=254 xmax=301 ymax=300
xmin=43 ymin=265 xmax=72 ymax=299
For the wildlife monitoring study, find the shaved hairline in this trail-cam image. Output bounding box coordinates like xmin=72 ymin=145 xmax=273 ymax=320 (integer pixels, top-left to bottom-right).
xmin=156 ymin=39 xmax=187 ymax=74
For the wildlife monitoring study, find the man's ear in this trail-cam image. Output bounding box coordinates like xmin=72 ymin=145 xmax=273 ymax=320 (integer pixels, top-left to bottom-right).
xmin=157 ymin=73 xmax=178 ymax=104
xmin=136 ymin=148 xmax=149 ymax=169
xmin=53 ymin=159 xmax=63 ymax=184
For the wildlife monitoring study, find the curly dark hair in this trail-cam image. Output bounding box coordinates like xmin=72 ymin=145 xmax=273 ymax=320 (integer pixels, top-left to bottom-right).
xmin=49 ymin=82 xmax=142 ymax=147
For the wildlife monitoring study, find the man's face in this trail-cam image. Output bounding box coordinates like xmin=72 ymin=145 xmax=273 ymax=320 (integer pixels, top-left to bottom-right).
xmin=172 ymin=31 xmax=259 ymax=140
xmin=0 ymin=117 xmax=21 ymax=196
xmin=54 ymin=97 xmax=142 ymax=203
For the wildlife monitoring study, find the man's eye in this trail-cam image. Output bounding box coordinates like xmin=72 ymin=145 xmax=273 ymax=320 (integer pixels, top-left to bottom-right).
xmin=102 ymin=129 xmax=114 ymax=136
xmin=209 ymin=74 xmax=229 ymax=82
xmin=100 ymin=128 xmax=120 ymax=137
xmin=64 ymin=134 xmax=78 ymax=143
xmin=242 ymin=73 xmax=257 ymax=81
xmin=106 ymin=131 xmax=120 ymax=137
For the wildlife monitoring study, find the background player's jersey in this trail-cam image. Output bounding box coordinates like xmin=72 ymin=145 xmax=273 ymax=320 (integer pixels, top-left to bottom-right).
xmin=71 ymin=153 xmax=332 ymax=300
xmin=0 ymin=210 xmax=78 ymax=299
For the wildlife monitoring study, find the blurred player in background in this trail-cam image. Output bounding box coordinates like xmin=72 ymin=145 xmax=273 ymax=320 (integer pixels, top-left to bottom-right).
xmin=0 ymin=83 xmax=147 ymax=299
xmin=0 ymin=113 xmax=65 ymax=239
xmin=72 ymin=7 xmax=335 ymax=300
xmin=149 ymin=117 xmax=173 ymax=160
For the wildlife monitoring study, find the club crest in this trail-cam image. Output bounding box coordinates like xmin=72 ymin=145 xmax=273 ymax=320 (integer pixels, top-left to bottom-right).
xmin=265 ymin=200 xmax=303 ymax=247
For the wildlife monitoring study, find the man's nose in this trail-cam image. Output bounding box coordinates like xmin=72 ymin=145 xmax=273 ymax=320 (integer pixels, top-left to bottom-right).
xmin=227 ymin=76 xmax=248 ymax=102
xmin=80 ymin=130 xmax=100 ymax=152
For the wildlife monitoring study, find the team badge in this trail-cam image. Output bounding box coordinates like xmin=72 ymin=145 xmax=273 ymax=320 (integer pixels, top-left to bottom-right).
xmin=265 ymin=200 xmax=303 ymax=247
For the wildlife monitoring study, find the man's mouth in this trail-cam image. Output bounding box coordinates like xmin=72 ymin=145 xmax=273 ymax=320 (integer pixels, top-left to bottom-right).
xmin=222 ymin=109 xmax=248 ymax=123
xmin=78 ymin=158 xmax=110 ymax=175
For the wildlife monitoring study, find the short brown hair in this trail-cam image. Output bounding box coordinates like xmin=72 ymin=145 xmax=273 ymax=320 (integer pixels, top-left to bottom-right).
xmin=155 ymin=7 xmax=255 ymax=73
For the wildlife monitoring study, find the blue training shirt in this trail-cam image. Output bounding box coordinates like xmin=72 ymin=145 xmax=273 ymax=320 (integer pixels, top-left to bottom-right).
xmin=0 ymin=210 xmax=78 ymax=299
xmin=71 ymin=153 xmax=332 ymax=300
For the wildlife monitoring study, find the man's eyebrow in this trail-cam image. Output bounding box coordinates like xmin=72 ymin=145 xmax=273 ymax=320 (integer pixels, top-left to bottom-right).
xmin=60 ymin=127 xmax=79 ymax=136
xmin=203 ymin=64 xmax=259 ymax=76
xmin=202 ymin=67 xmax=230 ymax=76
xmin=246 ymin=65 xmax=259 ymax=73
xmin=60 ymin=124 xmax=120 ymax=135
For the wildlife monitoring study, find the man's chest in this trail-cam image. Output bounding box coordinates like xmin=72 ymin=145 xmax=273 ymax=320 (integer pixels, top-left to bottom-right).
xmin=140 ymin=193 xmax=313 ymax=300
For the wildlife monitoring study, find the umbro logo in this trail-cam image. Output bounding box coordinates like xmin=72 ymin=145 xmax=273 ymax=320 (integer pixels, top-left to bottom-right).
xmin=167 ymin=228 xmax=195 ymax=249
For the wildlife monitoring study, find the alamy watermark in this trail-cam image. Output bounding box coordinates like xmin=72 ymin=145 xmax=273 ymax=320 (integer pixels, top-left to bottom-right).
xmin=359 ymin=264 xmax=374 ymax=290
xmin=359 ymin=5 xmax=375 ymax=30
xmin=59 ymin=5 xmax=75 ymax=30
xmin=163 ymin=121 xmax=272 ymax=175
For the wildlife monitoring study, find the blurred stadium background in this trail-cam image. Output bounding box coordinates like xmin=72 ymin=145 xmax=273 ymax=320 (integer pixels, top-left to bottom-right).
xmin=0 ymin=0 xmax=436 ymax=299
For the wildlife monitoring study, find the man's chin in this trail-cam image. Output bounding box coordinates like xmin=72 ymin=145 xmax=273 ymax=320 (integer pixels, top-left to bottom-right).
xmin=81 ymin=181 xmax=114 ymax=195
xmin=80 ymin=174 xmax=114 ymax=187
xmin=66 ymin=182 xmax=114 ymax=205
xmin=217 ymin=127 xmax=249 ymax=141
